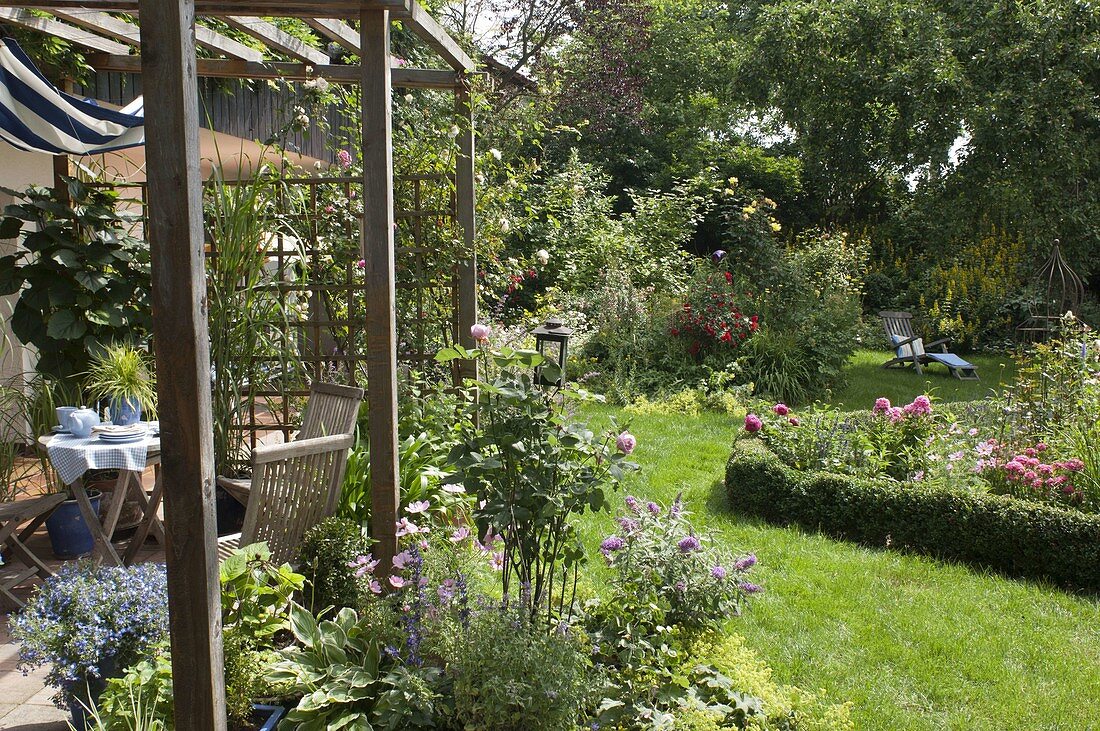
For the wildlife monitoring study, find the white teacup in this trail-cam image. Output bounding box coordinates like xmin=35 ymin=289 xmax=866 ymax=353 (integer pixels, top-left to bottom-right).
xmin=55 ymin=406 xmax=77 ymax=430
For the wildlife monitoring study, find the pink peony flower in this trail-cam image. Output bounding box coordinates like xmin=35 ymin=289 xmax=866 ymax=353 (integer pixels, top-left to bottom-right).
xmin=470 ymin=323 xmax=491 ymax=343
xmin=772 ymin=403 xmax=789 ymax=416
xmin=616 ymin=431 xmax=637 ymax=454
xmin=873 ymin=397 xmax=892 ymax=415
xmin=788 ymin=417 xmax=800 ymax=427
xmin=744 ymin=414 xmax=763 ymax=433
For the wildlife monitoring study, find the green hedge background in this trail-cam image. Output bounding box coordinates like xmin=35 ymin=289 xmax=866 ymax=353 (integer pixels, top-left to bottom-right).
xmin=725 ymin=439 xmax=1100 ymax=593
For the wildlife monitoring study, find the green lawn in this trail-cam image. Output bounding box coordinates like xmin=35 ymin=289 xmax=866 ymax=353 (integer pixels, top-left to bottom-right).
xmin=575 ymin=400 xmax=1100 ymax=730
xmin=825 ymin=349 xmax=1016 ymax=409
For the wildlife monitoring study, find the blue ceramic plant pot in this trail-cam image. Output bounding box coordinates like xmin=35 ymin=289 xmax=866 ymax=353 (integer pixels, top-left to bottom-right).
xmin=45 ymin=491 xmax=100 ymax=559
xmin=252 ymin=704 xmax=286 ymax=731
xmin=68 ymin=655 xmax=118 ymax=730
xmin=110 ymin=396 xmax=142 ymax=426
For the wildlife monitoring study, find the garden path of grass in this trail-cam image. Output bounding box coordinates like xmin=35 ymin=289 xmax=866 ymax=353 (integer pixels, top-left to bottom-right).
xmin=574 ymin=400 xmax=1100 ymax=731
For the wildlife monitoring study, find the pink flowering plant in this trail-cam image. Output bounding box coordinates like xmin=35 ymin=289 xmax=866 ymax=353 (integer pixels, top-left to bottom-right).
xmin=437 ymin=339 xmax=638 ymax=623
xmin=593 ymin=494 xmax=759 ymax=633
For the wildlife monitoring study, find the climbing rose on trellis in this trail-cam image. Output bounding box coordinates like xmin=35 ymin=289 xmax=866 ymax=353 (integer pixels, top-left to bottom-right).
xmin=670 ymin=269 xmax=759 ymax=358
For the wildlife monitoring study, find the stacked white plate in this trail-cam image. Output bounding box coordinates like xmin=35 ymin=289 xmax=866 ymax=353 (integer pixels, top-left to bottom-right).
xmin=95 ymin=424 xmax=148 ymax=443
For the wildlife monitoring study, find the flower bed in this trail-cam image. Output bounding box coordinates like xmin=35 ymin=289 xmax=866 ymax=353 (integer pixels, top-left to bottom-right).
xmin=725 ymin=437 xmax=1100 ymax=591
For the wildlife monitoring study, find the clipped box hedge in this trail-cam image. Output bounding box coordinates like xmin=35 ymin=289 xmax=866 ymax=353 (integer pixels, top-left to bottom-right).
xmin=725 ymin=439 xmax=1100 ymax=592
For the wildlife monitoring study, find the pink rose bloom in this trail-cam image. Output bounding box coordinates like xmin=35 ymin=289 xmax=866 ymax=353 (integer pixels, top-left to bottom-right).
xmin=337 ymin=149 xmax=353 ymax=169
xmin=324 ymin=204 xmax=335 ymax=214
xmin=788 ymin=417 xmax=800 ymax=427
xmin=356 ymin=259 xmax=366 ymax=269
xmin=873 ymin=397 xmax=891 ymax=415
xmin=744 ymin=414 xmax=763 ymax=433
xmin=470 ymin=323 xmax=491 ymax=342
xmin=616 ymin=431 xmax=637 ymax=454
xmin=772 ymin=403 xmax=789 ymax=416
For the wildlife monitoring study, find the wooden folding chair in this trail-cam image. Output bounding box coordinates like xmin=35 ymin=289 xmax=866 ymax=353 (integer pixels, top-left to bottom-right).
xmin=217 ymin=432 xmax=355 ymax=565
xmin=217 ymin=381 xmax=363 ymax=506
xmin=0 ymin=492 xmax=67 ymax=608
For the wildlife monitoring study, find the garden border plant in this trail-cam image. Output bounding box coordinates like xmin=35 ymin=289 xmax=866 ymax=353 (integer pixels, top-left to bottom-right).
xmin=725 ymin=438 xmax=1100 ymax=592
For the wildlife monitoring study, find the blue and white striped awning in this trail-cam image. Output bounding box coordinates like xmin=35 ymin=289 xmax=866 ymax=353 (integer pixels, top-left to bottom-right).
xmin=0 ymin=37 xmax=144 ymax=155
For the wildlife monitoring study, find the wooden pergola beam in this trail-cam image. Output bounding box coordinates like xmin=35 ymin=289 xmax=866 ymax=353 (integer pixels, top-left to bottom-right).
xmin=18 ymin=1 xmax=412 ymax=16
xmin=194 ymin=24 xmax=266 ymax=63
xmin=360 ymin=7 xmax=401 ymax=574
xmin=223 ymin=16 xmax=329 ymax=65
xmin=0 ymin=7 xmax=130 ymax=54
xmin=87 ymin=53 xmax=464 ymax=88
xmin=304 ymin=17 xmax=359 ymax=55
xmin=47 ymin=8 xmax=140 ymax=46
xmin=26 ymin=9 xmax=284 ymax=64
xmin=138 ymin=0 xmax=226 ymax=728
xmin=405 ymin=0 xmax=474 ymax=71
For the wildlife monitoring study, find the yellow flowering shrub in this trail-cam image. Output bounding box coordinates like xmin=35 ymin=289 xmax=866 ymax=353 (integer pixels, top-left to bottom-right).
xmin=917 ymin=229 xmax=1027 ymax=350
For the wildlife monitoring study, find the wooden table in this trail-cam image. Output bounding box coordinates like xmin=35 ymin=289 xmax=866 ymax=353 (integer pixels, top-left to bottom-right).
xmin=37 ymin=433 xmax=166 ymax=566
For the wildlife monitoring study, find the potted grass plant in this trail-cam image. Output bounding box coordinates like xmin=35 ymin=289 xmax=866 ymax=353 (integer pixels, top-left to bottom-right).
xmin=84 ymin=344 xmax=157 ymax=426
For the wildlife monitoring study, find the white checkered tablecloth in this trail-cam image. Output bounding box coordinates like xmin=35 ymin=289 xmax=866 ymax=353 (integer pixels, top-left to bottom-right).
xmin=47 ymin=424 xmax=160 ymax=485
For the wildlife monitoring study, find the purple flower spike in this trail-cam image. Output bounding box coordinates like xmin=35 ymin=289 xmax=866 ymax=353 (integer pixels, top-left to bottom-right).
xmin=734 ymin=553 xmax=757 ymax=571
xmin=711 ymin=566 xmax=727 ymax=579
xmin=600 ymin=536 xmax=626 ymax=555
xmin=739 ymin=581 xmax=762 ymax=594
xmin=647 ymin=501 xmax=661 ymax=515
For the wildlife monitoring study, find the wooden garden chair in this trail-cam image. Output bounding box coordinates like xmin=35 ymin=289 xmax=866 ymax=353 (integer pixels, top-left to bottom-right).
xmin=0 ymin=492 xmax=67 ymax=608
xmin=217 ymin=381 xmax=363 ymax=506
xmin=217 ymin=430 xmax=356 ymax=565
xmin=879 ymin=311 xmax=979 ymax=381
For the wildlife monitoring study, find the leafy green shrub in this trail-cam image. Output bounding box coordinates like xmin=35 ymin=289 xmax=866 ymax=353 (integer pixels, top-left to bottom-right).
xmin=439 ymin=343 xmax=637 ymax=619
xmin=742 ymin=229 xmax=867 ymax=404
xmin=725 ymin=439 xmax=1100 ymax=591
xmin=449 ymin=603 xmax=593 ymax=731
xmin=297 ymin=517 xmax=369 ymax=616
xmin=219 ymin=543 xmax=304 ymax=646
xmin=0 ymin=177 xmax=151 ymax=380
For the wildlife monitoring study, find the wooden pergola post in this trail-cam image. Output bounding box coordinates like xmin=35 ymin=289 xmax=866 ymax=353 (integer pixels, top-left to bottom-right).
xmin=139 ymin=1 xmax=226 ymax=728
xmin=454 ymin=81 xmax=478 ymax=384
xmin=360 ymin=7 xmax=401 ymax=573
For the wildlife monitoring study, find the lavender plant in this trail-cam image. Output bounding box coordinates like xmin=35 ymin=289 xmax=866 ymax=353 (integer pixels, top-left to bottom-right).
xmin=11 ymin=562 xmax=168 ymax=708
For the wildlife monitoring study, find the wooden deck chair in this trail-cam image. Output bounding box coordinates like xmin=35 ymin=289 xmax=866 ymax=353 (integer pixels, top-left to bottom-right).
xmin=0 ymin=492 xmax=67 ymax=608
xmin=879 ymin=311 xmax=979 ymax=381
xmin=217 ymin=431 xmax=356 ymax=565
xmin=217 ymin=382 xmax=363 ymax=506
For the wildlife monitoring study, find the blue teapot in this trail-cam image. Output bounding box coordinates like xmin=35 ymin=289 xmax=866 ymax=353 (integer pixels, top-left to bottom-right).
xmin=66 ymin=407 xmax=100 ymax=438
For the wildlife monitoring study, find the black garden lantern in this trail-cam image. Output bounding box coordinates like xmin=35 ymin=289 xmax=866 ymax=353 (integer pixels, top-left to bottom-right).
xmin=531 ymin=317 xmax=573 ymax=387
